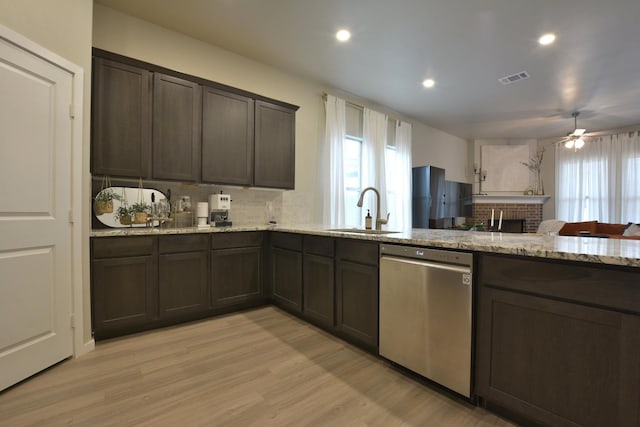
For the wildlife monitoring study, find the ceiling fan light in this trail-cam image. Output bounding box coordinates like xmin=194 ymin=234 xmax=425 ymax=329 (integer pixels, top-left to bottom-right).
xmin=565 ymin=139 xmax=575 ymax=149
xmin=575 ymin=138 xmax=585 ymax=149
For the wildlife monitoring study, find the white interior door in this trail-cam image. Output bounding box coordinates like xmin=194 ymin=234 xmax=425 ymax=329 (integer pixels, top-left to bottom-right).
xmin=0 ymin=33 xmax=74 ymax=391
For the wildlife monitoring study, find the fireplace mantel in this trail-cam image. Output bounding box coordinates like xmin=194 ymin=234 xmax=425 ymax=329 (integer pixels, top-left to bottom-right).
xmin=472 ymin=195 xmax=551 ymax=205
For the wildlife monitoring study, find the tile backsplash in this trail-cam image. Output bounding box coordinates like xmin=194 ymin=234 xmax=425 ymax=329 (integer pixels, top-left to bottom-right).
xmin=91 ymin=176 xmax=314 ymax=228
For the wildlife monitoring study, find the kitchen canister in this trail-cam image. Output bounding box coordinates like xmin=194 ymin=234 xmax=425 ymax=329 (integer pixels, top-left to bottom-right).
xmin=196 ymin=202 xmax=209 ymax=228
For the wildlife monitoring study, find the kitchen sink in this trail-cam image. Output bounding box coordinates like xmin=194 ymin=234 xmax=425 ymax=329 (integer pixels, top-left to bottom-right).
xmin=327 ymin=228 xmax=401 ymax=235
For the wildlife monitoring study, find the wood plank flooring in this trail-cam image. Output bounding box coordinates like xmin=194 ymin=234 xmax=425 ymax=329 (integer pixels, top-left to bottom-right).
xmin=0 ymin=307 xmax=514 ymax=426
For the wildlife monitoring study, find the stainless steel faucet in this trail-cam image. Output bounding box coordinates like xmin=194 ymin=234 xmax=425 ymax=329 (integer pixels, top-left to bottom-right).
xmin=357 ymin=186 xmax=390 ymax=230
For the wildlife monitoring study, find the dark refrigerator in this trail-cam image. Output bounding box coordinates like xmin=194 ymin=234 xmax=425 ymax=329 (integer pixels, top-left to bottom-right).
xmin=412 ymin=165 xmax=445 ymax=228
xmin=412 ymin=165 xmax=472 ymax=228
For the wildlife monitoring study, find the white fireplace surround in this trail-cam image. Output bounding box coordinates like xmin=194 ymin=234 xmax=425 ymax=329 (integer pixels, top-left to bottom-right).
xmin=472 ymin=195 xmax=551 ymax=205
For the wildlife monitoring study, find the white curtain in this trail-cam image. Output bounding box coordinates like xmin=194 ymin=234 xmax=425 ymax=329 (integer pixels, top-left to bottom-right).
xmin=556 ymin=131 xmax=640 ymax=223
xmin=390 ymin=120 xmax=412 ymax=230
xmin=361 ymin=108 xmax=388 ymax=223
xmin=618 ymin=132 xmax=640 ymax=222
xmin=322 ymin=95 xmax=346 ymax=225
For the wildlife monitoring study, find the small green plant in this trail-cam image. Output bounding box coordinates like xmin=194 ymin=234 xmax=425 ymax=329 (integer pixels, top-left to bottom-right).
xmin=94 ymin=189 xmax=122 ymax=215
xmin=131 ymin=202 xmax=151 ymax=224
xmin=95 ymin=188 xmax=121 ymax=203
xmin=115 ymin=205 xmax=134 ymax=225
xmin=131 ymin=202 xmax=151 ymax=214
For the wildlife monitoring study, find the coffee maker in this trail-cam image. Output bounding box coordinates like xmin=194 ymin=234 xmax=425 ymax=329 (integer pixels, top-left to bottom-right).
xmin=209 ymin=193 xmax=232 ymax=227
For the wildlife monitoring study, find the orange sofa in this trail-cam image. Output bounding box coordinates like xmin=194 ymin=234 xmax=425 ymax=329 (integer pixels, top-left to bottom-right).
xmin=558 ymin=221 xmax=640 ymax=239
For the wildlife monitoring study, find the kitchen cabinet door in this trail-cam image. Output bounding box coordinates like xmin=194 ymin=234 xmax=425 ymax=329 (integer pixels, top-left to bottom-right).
xmin=211 ymin=246 xmax=263 ymax=309
xmin=159 ymin=251 xmax=209 ymax=320
xmin=91 ymin=57 xmax=151 ymax=178
xmin=334 ymin=238 xmax=379 ymax=351
xmin=302 ymin=235 xmax=335 ymax=329
xmin=271 ymin=247 xmax=303 ymax=313
xmin=202 ymin=87 xmax=254 ymax=185
xmin=477 ymin=286 xmax=640 ymax=427
xmin=254 ymin=100 xmax=295 ymax=189
xmin=92 ymin=237 xmax=157 ymax=339
xmin=303 ymin=253 xmax=335 ymax=328
xmin=158 ymin=235 xmax=210 ymax=321
xmin=152 ymin=73 xmax=202 ymax=181
xmin=335 ymin=260 xmax=379 ymax=351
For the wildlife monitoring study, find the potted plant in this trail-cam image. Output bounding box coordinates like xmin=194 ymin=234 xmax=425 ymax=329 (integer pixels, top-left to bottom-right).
xmin=131 ymin=201 xmax=151 ymax=224
xmin=94 ymin=188 xmax=121 ymax=215
xmin=521 ymin=146 xmax=545 ymax=195
xmin=115 ymin=205 xmax=133 ymax=226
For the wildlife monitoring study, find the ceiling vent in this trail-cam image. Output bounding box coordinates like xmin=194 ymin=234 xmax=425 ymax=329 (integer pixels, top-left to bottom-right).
xmin=498 ymin=71 xmax=530 ymax=85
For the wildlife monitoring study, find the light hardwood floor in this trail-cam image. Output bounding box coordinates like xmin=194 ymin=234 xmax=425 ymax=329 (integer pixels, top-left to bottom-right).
xmin=0 ymin=307 xmax=514 ymax=426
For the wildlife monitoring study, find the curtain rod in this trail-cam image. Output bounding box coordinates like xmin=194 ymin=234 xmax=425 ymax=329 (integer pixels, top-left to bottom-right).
xmin=322 ymin=92 xmax=403 ymax=124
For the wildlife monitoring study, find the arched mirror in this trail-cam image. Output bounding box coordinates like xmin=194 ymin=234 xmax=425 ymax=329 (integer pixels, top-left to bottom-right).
xmin=93 ymin=187 xmax=169 ymax=228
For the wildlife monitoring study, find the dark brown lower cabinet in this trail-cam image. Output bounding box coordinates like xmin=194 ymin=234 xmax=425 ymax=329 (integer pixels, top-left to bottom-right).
xmin=476 ymin=253 xmax=640 ymax=427
xmin=211 ymin=232 xmax=265 ymax=310
xmin=270 ymin=233 xmax=303 ymax=313
xmin=335 ymin=239 xmax=379 ymax=351
xmin=302 ymin=235 xmax=335 ymax=328
xmin=303 ymin=253 xmax=335 ymax=328
xmin=158 ymin=235 xmax=209 ymax=321
xmin=91 ymin=236 xmax=157 ymax=339
xmin=271 ymin=247 xmax=302 ymax=312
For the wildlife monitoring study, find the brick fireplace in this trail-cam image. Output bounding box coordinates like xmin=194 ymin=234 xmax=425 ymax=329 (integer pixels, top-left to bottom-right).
xmin=471 ymin=195 xmax=550 ymax=233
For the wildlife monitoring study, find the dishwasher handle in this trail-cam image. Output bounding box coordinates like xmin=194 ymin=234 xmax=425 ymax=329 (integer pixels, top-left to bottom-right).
xmin=380 ymin=244 xmax=473 ymax=267
xmin=381 ymin=255 xmax=472 ymax=276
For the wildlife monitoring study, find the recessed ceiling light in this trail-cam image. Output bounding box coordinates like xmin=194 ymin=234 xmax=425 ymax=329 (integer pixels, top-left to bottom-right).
xmin=422 ymin=79 xmax=435 ymax=88
xmin=336 ymin=29 xmax=351 ymax=42
xmin=538 ymin=33 xmax=556 ymax=46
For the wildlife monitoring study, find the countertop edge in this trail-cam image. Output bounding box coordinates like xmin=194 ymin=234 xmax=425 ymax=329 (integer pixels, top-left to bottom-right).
xmin=90 ymin=224 xmax=640 ymax=268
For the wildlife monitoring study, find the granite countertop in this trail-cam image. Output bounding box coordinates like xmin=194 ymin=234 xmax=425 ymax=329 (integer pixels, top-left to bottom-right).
xmin=91 ymin=224 xmax=640 ymax=268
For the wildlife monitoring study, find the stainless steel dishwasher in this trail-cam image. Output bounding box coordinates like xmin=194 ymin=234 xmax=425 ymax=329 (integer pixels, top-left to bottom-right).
xmin=379 ymin=244 xmax=473 ymax=398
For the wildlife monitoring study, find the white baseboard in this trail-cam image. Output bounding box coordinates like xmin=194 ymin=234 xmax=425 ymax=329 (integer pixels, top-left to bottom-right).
xmin=75 ymin=339 xmax=95 ymax=357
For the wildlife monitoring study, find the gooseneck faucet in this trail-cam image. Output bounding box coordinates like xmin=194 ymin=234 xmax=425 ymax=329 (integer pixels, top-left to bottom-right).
xmin=357 ymin=187 xmax=390 ymax=230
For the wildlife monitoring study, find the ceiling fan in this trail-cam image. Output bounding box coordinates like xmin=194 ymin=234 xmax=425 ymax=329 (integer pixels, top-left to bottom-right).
xmin=558 ymin=112 xmax=590 ymax=149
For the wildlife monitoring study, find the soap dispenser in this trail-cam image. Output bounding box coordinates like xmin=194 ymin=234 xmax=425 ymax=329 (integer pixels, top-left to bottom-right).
xmin=365 ymin=209 xmax=372 ymax=230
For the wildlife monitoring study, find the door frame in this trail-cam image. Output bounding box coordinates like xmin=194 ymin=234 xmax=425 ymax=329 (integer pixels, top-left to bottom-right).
xmin=0 ymin=24 xmax=92 ymax=357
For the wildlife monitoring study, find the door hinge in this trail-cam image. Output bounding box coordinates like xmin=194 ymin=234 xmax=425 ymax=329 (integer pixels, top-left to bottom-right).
xmin=70 ymin=314 xmax=76 ymax=329
xmin=68 ymin=209 xmax=74 ymax=224
xmin=68 ymin=104 xmax=75 ymax=119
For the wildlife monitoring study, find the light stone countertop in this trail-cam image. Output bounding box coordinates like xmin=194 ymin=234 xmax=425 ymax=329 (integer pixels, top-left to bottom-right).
xmin=91 ymin=224 xmax=640 ymax=268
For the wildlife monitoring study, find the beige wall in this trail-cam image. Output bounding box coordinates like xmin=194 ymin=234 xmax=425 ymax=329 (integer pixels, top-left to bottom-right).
xmin=412 ymin=124 xmax=472 ymax=184
xmin=0 ymin=0 xmax=94 ymax=346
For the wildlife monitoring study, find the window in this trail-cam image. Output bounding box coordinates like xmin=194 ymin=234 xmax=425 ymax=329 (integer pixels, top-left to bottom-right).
xmin=323 ymin=94 xmax=411 ymax=229
xmin=343 ymin=135 xmax=363 ymax=226
xmin=556 ymin=132 xmax=640 ymax=223
xmin=342 ymin=136 xmax=401 ymax=227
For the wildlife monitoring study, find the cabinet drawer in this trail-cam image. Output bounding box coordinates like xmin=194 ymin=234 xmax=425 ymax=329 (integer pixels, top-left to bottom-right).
xmin=479 ymin=254 xmax=640 ymax=314
xmin=304 ymin=235 xmax=334 ymax=257
xmin=159 ymin=234 xmax=209 ymax=253
xmin=211 ymin=231 xmax=263 ymax=249
xmin=270 ymin=232 xmax=302 ymax=251
xmin=336 ymin=239 xmax=379 ymax=266
xmin=92 ymin=236 xmax=155 ymax=258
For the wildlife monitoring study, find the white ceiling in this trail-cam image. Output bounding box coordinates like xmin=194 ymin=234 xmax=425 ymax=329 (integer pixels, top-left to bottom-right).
xmin=95 ymin=0 xmax=640 ymax=140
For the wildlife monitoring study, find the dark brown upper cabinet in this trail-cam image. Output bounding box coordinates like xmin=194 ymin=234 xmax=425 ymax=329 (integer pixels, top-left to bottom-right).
xmin=91 ymin=58 xmax=152 ymax=178
xmin=202 ymin=87 xmax=254 ymax=185
xmin=91 ymin=50 xmax=298 ymax=188
xmin=152 ymin=73 xmax=202 ymax=182
xmin=254 ymin=100 xmax=296 ymax=189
